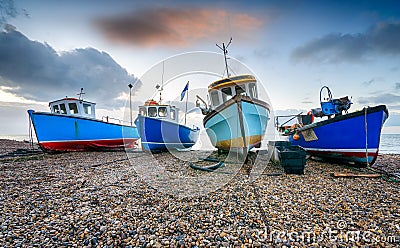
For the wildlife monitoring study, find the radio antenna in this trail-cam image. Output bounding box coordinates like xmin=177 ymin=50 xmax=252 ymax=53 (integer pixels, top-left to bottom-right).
xmin=77 ymin=88 xmax=85 ymax=101
xmin=216 ymin=37 xmax=232 ymax=78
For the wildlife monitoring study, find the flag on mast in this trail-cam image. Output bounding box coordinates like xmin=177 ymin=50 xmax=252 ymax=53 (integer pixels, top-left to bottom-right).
xmin=180 ymin=82 xmax=189 ymax=101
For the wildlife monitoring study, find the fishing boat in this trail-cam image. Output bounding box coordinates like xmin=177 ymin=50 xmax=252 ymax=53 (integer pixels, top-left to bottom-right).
xmin=197 ymin=40 xmax=270 ymax=157
xmin=28 ymin=88 xmax=139 ymax=152
xmin=135 ymin=80 xmax=200 ymax=152
xmin=277 ymin=86 xmax=388 ymax=165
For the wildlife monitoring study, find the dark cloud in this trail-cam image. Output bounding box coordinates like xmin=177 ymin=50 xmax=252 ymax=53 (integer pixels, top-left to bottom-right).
xmin=0 ymin=0 xmax=17 ymax=25
xmin=291 ymin=22 xmax=400 ymax=63
xmin=358 ymin=93 xmax=400 ymax=105
xmin=0 ymin=29 xmax=139 ymax=108
xmin=94 ymin=7 xmax=263 ymax=47
xmin=395 ymin=82 xmax=400 ymax=90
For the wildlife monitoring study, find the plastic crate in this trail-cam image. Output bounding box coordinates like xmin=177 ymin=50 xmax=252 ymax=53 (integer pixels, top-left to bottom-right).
xmin=268 ymin=140 xmax=291 ymax=148
xmin=268 ymin=141 xmax=291 ymax=162
xmin=277 ymin=145 xmax=306 ymax=175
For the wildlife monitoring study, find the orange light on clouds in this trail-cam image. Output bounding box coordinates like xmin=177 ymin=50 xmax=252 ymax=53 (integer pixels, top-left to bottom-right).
xmin=95 ymin=7 xmax=264 ymax=47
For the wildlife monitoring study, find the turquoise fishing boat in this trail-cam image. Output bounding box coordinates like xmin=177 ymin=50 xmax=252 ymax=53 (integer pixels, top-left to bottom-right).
xmin=198 ymin=40 xmax=270 ymax=157
xmin=201 ymin=75 xmax=270 ymax=156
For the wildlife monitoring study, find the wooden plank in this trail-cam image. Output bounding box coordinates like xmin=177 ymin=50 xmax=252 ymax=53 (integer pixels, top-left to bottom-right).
xmin=333 ymin=172 xmax=381 ymax=178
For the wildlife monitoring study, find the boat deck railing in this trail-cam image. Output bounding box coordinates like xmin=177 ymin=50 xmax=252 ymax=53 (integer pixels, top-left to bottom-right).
xmin=275 ymin=113 xmax=302 ymax=132
xmin=102 ymin=116 xmax=131 ymax=126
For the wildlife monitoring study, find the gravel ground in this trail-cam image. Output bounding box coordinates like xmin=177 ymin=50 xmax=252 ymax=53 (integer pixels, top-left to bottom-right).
xmin=0 ymin=139 xmax=399 ymax=247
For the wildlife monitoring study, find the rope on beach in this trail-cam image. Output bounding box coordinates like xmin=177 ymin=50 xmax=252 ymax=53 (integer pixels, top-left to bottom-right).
xmin=250 ymin=179 xmax=272 ymax=231
xmin=343 ymin=163 xmax=400 ymax=183
xmin=381 ymin=173 xmax=400 ymax=183
xmin=367 ymin=167 xmax=400 ymax=183
xmin=189 ymin=161 xmax=224 ymax=172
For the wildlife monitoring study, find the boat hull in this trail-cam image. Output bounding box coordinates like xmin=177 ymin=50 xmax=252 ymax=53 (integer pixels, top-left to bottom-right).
xmin=28 ymin=110 xmax=139 ymax=152
xmin=135 ymin=115 xmax=199 ymax=152
xmin=289 ymin=105 xmax=388 ymax=165
xmin=204 ymin=95 xmax=270 ymax=153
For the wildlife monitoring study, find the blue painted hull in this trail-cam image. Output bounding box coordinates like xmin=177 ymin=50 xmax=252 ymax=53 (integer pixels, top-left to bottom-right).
xmin=290 ymin=105 xmax=388 ymax=165
xmin=28 ymin=110 xmax=139 ymax=151
xmin=135 ymin=115 xmax=199 ymax=152
xmin=204 ymin=95 xmax=270 ymax=153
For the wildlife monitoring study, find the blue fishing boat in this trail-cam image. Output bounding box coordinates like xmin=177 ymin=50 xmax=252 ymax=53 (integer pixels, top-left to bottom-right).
xmin=28 ymin=89 xmax=139 ymax=152
xmin=135 ymin=99 xmax=200 ymax=152
xmin=200 ymin=75 xmax=270 ymax=156
xmin=278 ymin=86 xmax=388 ymax=165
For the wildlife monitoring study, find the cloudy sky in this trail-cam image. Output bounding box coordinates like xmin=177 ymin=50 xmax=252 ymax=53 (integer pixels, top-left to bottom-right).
xmin=0 ymin=0 xmax=399 ymax=135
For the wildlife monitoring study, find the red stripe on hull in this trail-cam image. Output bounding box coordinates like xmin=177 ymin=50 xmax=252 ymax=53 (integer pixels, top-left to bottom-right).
xmin=307 ymin=150 xmax=378 ymax=165
xmin=39 ymin=138 xmax=137 ymax=152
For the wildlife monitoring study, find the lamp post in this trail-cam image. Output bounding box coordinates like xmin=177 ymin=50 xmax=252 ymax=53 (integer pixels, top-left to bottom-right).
xmin=128 ymin=83 xmax=133 ymax=126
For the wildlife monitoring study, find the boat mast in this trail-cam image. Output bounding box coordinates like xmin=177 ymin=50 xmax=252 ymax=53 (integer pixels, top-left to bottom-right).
xmin=128 ymin=83 xmax=133 ymax=126
xmin=158 ymin=61 xmax=165 ymax=104
xmin=77 ymin=88 xmax=85 ymax=101
xmin=184 ymin=81 xmax=189 ymax=125
xmin=216 ymin=38 xmax=232 ymax=78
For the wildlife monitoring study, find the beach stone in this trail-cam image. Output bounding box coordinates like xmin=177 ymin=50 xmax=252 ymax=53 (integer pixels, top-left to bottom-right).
xmin=0 ymin=140 xmax=399 ymax=247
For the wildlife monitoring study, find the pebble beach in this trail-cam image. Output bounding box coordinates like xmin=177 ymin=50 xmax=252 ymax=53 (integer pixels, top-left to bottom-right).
xmin=0 ymin=139 xmax=399 ymax=247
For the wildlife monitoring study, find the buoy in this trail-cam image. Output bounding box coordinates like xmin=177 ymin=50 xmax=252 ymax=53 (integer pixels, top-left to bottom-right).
xmin=291 ymin=123 xmax=302 ymax=129
xmin=307 ymin=110 xmax=314 ymax=123
xmin=293 ymin=134 xmax=300 ymax=140
xmin=145 ymin=99 xmax=158 ymax=106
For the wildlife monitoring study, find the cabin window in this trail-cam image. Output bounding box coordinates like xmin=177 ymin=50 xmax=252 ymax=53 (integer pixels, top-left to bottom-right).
xmin=83 ymin=103 xmax=92 ymax=115
xmin=210 ymin=90 xmax=220 ymax=106
xmin=221 ymin=87 xmax=233 ymax=102
xmin=139 ymin=107 xmax=147 ymax=116
xmin=53 ymin=105 xmax=60 ymax=113
xmin=249 ymin=83 xmax=257 ymax=98
xmin=235 ymin=85 xmax=246 ymax=96
xmin=158 ymin=107 xmax=167 ymax=117
xmin=60 ymin=104 xmax=67 ymax=114
xmin=170 ymin=109 xmax=176 ymax=120
xmin=68 ymin=103 xmax=79 ymax=114
xmin=148 ymin=107 xmax=157 ymax=117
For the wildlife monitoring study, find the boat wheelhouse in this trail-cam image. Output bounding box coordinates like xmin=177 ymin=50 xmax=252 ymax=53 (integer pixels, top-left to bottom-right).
xmin=208 ymin=75 xmax=259 ymax=109
xmin=138 ymin=99 xmax=179 ymax=124
xmin=49 ymin=98 xmax=96 ymax=118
